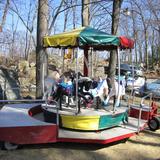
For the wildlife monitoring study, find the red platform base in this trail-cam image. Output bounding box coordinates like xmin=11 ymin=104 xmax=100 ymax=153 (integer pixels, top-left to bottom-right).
xmin=129 ymin=105 xmax=150 ymax=120
xmin=0 ymin=103 xmax=147 ymax=146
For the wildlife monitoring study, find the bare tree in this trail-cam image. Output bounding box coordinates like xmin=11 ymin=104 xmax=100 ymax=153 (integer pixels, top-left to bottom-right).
xmin=136 ymin=31 xmax=144 ymax=63
xmin=9 ymin=0 xmax=37 ymax=55
xmin=0 ymin=0 xmax=10 ymax=31
xmin=10 ymin=13 xmax=19 ymax=59
xmin=82 ymin=0 xmax=90 ymax=26
xmin=108 ymin=0 xmax=123 ymax=85
xmin=71 ymin=0 xmax=78 ymax=29
xmin=24 ymin=0 xmax=37 ymax=60
xmin=133 ymin=0 xmax=150 ymax=70
xmin=1 ymin=0 xmax=160 ymax=78
xmin=82 ymin=0 xmax=90 ymax=76
xmin=36 ymin=0 xmax=48 ymax=98
xmin=62 ymin=0 xmax=70 ymax=73
xmin=48 ymin=0 xmax=65 ymax=35
xmin=146 ymin=0 xmax=160 ymax=66
xmin=90 ymin=0 xmax=112 ymax=32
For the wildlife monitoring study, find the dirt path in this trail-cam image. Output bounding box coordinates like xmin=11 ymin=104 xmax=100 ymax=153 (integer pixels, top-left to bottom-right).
xmin=0 ymin=129 xmax=160 ymax=160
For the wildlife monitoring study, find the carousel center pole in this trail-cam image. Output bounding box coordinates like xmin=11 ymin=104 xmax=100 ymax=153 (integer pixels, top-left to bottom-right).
xmin=75 ymin=48 xmax=79 ymax=114
xmin=131 ymin=49 xmax=135 ymax=96
xmin=114 ymin=47 xmax=121 ymax=111
xmin=83 ymin=48 xmax=89 ymax=76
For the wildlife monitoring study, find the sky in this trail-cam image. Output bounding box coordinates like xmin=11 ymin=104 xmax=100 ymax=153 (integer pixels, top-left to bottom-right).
xmin=1 ymin=1 xmax=131 ymax=52
xmin=3 ymin=0 xmax=115 ymax=34
xmin=3 ymin=0 xmax=82 ymax=34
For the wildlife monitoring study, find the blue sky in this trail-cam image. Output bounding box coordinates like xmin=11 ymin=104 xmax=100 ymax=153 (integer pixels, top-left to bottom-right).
xmin=4 ymin=0 xmax=82 ymax=34
xmin=3 ymin=0 xmax=113 ymax=34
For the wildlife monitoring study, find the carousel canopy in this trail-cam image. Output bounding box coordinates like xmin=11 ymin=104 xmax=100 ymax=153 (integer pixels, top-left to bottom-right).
xmin=43 ymin=26 xmax=134 ymax=50
xmin=119 ymin=36 xmax=134 ymax=49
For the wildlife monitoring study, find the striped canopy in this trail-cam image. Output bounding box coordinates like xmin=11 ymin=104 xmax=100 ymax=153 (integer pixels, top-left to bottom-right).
xmin=43 ymin=27 xmax=134 ymax=50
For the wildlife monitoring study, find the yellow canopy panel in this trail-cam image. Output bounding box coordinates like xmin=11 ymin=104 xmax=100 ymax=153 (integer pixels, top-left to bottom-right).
xmin=43 ymin=27 xmax=85 ymax=47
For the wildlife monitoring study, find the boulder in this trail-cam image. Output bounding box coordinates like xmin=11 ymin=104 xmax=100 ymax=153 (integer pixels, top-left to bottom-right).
xmin=18 ymin=77 xmax=30 ymax=87
xmin=28 ymin=67 xmax=36 ymax=84
xmin=18 ymin=60 xmax=29 ymax=75
xmin=0 ymin=66 xmax=21 ymax=100
xmin=30 ymin=62 xmax=36 ymax=68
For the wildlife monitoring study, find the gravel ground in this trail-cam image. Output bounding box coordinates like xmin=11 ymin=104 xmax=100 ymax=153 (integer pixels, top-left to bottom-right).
xmin=0 ymin=129 xmax=160 ymax=160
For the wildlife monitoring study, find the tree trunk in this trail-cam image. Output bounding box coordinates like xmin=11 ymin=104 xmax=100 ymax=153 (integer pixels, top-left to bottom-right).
xmin=139 ymin=48 xmax=143 ymax=64
xmin=151 ymin=30 xmax=155 ymax=69
xmin=24 ymin=0 xmax=32 ymax=60
xmin=0 ymin=0 xmax=10 ymax=31
xmin=108 ymin=0 xmax=123 ymax=84
xmin=36 ymin=0 xmax=48 ymax=98
xmin=82 ymin=0 xmax=89 ymax=26
xmin=62 ymin=5 xmax=69 ymax=73
xmin=158 ymin=28 xmax=160 ymax=66
xmin=144 ymin=29 xmax=148 ymax=70
xmin=151 ymin=45 xmax=154 ymax=69
xmin=131 ymin=11 xmax=138 ymax=64
xmin=72 ymin=0 xmax=77 ymax=29
xmin=82 ymin=0 xmax=90 ymax=76
xmin=134 ymin=32 xmax=138 ymax=64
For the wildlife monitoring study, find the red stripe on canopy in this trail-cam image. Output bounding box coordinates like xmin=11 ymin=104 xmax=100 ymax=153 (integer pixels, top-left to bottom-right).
xmin=119 ymin=36 xmax=134 ymax=49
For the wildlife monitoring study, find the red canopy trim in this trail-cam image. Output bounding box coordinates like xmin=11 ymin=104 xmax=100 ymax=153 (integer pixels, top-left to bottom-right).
xmin=119 ymin=36 xmax=134 ymax=49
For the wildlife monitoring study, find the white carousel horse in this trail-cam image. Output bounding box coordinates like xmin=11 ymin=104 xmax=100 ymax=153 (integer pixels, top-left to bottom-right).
xmin=90 ymin=77 xmax=126 ymax=107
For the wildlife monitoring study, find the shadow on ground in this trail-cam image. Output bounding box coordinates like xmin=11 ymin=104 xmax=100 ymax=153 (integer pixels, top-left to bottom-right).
xmin=0 ymin=135 xmax=159 ymax=160
xmin=128 ymin=139 xmax=160 ymax=147
xmin=142 ymin=129 xmax=160 ymax=138
xmin=0 ymin=142 xmax=124 ymax=160
xmin=22 ymin=138 xmax=128 ymax=151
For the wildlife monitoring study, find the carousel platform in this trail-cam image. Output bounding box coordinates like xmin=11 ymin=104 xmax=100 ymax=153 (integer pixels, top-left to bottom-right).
xmin=0 ymin=103 xmax=53 ymax=127
xmin=0 ymin=103 xmax=147 ymax=145
xmin=58 ymin=116 xmax=146 ymax=142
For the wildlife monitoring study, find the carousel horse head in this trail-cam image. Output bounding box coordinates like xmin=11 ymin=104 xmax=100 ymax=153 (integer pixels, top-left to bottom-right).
xmin=78 ymin=77 xmax=93 ymax=91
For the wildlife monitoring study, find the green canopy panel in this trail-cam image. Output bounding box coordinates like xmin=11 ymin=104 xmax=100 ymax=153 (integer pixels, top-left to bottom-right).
xmin=78 ymin=27 xmax=119 ymax=50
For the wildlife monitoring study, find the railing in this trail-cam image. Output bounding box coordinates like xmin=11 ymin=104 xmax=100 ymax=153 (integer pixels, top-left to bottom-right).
xmin=0 ymin=99 xmax=45 ymax=103
xmin=137 ymin=93 xmax=152 ymax=132
xmin=41 ymin=100 xmax=59 ymax=126
xmin=129 ymin=89 xmax=152 ymax=132
xmin=140 ymin=93 xmax=152 ymax=108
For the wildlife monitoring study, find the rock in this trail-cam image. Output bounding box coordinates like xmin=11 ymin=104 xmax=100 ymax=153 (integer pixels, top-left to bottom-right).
xmin=30 ymin=62 xmax=36 ymax=68
xmin=28 ymin=67 xmax=36 ymax=84
xmin=29 ymin=84 xmax=36 ymax=92
xmin=156 ymin=69 xmax=160 ymax=75
xmin=18 ymin=60 xmax=29 ymax=75
xmin=18 ymin=77 xmax=30 ymax=87
xmin=0 ymin=66 xmax=21 ymax=100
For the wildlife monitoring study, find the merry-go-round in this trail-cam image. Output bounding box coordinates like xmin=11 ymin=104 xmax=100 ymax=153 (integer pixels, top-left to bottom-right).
xmin=0 ymin=27 xmax=159 ymax=150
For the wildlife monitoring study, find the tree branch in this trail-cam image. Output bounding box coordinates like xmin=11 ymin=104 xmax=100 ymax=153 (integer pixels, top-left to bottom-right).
xmin=1 ymin=0 xmax=10 ymax=29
